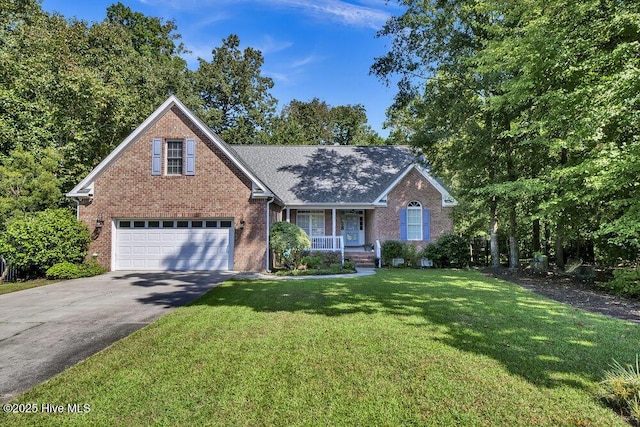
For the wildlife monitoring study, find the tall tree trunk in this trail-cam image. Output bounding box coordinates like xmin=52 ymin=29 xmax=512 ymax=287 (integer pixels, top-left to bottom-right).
xmin=508 ymin=205 xmax=520 ymax=269
xmin=555 ymin=220 xmax=565 ymax=270
xmin=490 ymin=196 xmax=500 ymax=268
xmin=0 ymin=259 xmax=9 ymax=285
xmin=532 ymin=219 xmax=541 ymax=253
xmin=544 ymin=223 xmax=551 ymax=257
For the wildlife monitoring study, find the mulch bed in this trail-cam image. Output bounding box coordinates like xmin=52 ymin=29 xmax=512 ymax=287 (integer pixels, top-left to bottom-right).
xmin=483 ymin=268 xmax=640 ymax=324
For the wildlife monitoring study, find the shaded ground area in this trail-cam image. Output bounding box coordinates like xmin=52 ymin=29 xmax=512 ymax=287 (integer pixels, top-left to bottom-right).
xmin=485 ymin=268 xmax=640 ymax=324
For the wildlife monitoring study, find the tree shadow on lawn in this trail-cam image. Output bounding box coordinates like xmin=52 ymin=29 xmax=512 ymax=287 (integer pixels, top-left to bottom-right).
xmin=192 ymin=269 xmax=640 ymax=392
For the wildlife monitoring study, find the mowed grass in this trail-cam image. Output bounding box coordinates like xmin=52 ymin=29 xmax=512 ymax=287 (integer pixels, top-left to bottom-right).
xmin=2 ymin=269 xmax=638 ymax=426
xmin=0 ymin=279 xmax=59 ymax=296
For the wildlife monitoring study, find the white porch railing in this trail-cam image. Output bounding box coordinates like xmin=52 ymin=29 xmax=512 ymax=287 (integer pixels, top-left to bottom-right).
xmin=310 ymin=236 xmax=344 ymax=264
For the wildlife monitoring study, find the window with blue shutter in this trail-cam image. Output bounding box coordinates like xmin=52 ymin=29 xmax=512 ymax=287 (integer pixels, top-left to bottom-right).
xmin=423 ymin=209 xmax=431 ymax=241
xmin=406 ymin=201 xmax=422 ymax=240
xmin=151 ymin=138 xmax=162 ymax=175
xmin=185 ymin=138 xmax=195 ymax=175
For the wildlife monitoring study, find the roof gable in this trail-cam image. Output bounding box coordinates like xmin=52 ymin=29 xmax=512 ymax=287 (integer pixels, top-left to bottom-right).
xmin=66 ymin=96 xmax=272 ymax=198
xmin=374 ymin=164 xmax=458 ymax=207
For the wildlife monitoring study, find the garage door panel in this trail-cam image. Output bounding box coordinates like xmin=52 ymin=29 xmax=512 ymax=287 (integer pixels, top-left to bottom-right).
xmin=115 ymin=220 xmax=233 ymax=271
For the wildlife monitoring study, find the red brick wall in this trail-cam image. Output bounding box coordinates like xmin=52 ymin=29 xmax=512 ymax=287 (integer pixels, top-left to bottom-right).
xmin=79 ymin=106 xmax=270 ymax=271
xmin=372 ymin=168 xmax=454 ymax=251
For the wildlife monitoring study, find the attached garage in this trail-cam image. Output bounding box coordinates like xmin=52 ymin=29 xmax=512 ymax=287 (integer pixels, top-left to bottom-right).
xmin=113 ymin=219 xmax=234 ymax=271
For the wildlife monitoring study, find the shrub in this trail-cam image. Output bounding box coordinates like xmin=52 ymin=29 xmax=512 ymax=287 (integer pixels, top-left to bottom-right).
xmin=46 ymin=262 xmax=82 ymax=279
xmin=381 ymin=240 xmax=404 ymax=265
xmin=300 ymin=254 xmax=322 ymax=269
xmin=343 ymin=261 xmax=356 ymax=271
xmin=81 ymin=260 xmax=108 ymax=277
xmin=270 ymin=222 xmax=311 ymax=270
xmin=0 ymin=208 xmax=91 ymax=277
xmin=422 ymin=233 xmax=469 ymax=268
xmin=402 ymin=244 xmax=420 ymax=267
xmin=423 ymin=243 xmax=446 ymax=267
xmin=599 ymin=269 xmax=640 ymax=298
xmin=46 ymin=260 xmax=108 ymax=280
xmin=599 ymin=356 xmax=640 ymax=424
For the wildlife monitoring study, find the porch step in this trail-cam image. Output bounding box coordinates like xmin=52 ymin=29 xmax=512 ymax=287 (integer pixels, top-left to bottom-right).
xmin=345 ymin=252 xmax=377 ymax=268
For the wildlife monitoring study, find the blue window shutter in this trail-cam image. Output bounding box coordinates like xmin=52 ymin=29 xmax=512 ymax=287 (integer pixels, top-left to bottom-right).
xmin=399 ymin=208 xmax=407 ymax=241
xmin=423 ymin=209 xmax=431 ymax=241
xmin=185 ymin=138 xmax=195 ymax=176
xmin=151 ymin=138 xmax=162 ymax=175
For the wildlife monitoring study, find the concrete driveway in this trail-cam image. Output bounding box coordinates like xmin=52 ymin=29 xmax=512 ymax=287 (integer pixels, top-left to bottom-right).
xmin=0 ymin=271 xmax=233 ymax=402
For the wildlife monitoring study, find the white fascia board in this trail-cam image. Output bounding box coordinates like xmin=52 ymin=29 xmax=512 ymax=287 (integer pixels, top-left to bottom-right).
xmin=285 ymin=203 xmax=375 ymax=210
xmin=374 ymin=164 xmax=458 ymax=207
xmin=66 ymin=95 xmax=271 ymax=198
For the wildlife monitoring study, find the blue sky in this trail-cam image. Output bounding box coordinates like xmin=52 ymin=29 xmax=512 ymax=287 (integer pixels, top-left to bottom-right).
xmin=41 ymin=0 xmax=403 ymax=137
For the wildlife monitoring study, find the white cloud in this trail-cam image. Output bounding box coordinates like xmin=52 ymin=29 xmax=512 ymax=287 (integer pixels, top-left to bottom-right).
xmin=139 ymin=0 xmax=392 ymax=29
xmin=256 ymin=35 xmax=294 ymax=55
xmin=268 ymin=0 xmax=390 ymax=29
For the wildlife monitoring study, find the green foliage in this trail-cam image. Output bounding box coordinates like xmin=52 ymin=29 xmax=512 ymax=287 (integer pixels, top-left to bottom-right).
xmin=45 ymin=262 xmax=82 ymax=279
xmin=423 ymin=233 xmax=470 ymax=268
xmin=269 ymin=221 xmax=311 ymax=270
xmin=299 ymin=251 xmax=343 ymax=270
xmin=0 ymin=208 xmax=90 ymax=277
xmin=402 ymin=243 xmax=419 ymax=267
xmin=194 ymin=34 xmax=277 ymax=145
xmin=423 ymin=243 xmax=445 ymax=268
xmin=300 ymin=254 xmax=322 ymax=270
xmin=271 ymin=98 xmax=383 ymax=145
xmin=0 ymin=1 xmax=189 ymax=194
xmin=598 ymin=269 xmax=640 ymax=298
xmin=599 ymin=356 xmax=640 ymax=424
xmin=0 ymin=147 xmax=62 ymax=224
xmin=45 ymin=260 xmax=107 ymax=280
xmin=374 ymin=0 xmax=640 ymax=265
xmin=381 ymin=240 xmax=404 ymax=265
xmin=343 ymin=261 xmax=356 ymax=271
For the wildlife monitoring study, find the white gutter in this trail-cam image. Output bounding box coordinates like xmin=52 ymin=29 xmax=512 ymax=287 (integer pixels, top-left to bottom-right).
xmin=72 ymin=198 xmax=80 ymax=220
xmin=265 ymin=197 xmax=274 ymax=272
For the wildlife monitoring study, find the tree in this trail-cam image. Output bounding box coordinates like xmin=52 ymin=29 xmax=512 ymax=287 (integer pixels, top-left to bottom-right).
xmin=372 ymin=0 xmax=525 ymax=268
xmin=269 ymin=221 xmax=311 ymax=270
xmin=193 ymin=34 xmax=277 ymax=144
xmin=0 ymin=208 xmax=90 ymax=278
xmin=374 ymin=0 xmax=640 ymax=267
xmin=0 ymin=147 xmax=62 ymax=225
xmin=0 ymin=1 xmax=191 ymax=197
xmin=272 ymin=98 xmax=383 ymax=145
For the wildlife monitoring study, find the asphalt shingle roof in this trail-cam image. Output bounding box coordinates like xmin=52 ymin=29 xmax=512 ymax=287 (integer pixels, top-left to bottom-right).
xmin=230 ymin=145 xmax=418 ymax=205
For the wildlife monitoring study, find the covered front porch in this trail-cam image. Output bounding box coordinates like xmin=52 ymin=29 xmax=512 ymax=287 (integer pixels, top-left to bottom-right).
xmin=284 ymin=207 xmax=379 ymax=263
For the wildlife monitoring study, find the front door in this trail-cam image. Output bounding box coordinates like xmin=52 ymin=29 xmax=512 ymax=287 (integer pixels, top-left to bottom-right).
xmin=343 ymin=213 xmax=364 ymax=246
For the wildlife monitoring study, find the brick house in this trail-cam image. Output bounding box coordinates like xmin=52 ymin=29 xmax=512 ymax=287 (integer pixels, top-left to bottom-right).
xmin=67 ymin=96 xmax=456 ymax=272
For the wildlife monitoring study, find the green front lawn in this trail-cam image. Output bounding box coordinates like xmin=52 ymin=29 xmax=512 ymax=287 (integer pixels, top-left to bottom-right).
xmin=0 ymin=279 xmax=59 ymax=296
xmin=2 ymin=269 xmax=638 ymax=426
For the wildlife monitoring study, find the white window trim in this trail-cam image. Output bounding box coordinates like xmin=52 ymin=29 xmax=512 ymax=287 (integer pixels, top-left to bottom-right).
xmin=407 ymin=201 xmax=422 ymax=241
xmin=165 ymin=140 xmax=184 ymax=176
xmin=296 ymin=210 xmax=325 ymax=237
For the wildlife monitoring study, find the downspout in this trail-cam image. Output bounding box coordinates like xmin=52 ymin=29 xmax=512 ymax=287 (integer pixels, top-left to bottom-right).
xmin=265 ymin=197 xmax=274 ymax=272
xmin=72 ymin=198 xmax=80 ymax=220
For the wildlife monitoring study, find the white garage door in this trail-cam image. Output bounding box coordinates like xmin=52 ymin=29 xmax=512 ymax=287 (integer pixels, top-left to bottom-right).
xmin=114 ymin=219 xmax=234 ymax=271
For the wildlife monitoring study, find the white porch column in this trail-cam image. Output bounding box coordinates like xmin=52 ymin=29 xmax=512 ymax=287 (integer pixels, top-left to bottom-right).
xmin=332 ymin=208 xmax=337 ymax=238
xmin=286 ymin=208 xmax=290 ymax=222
